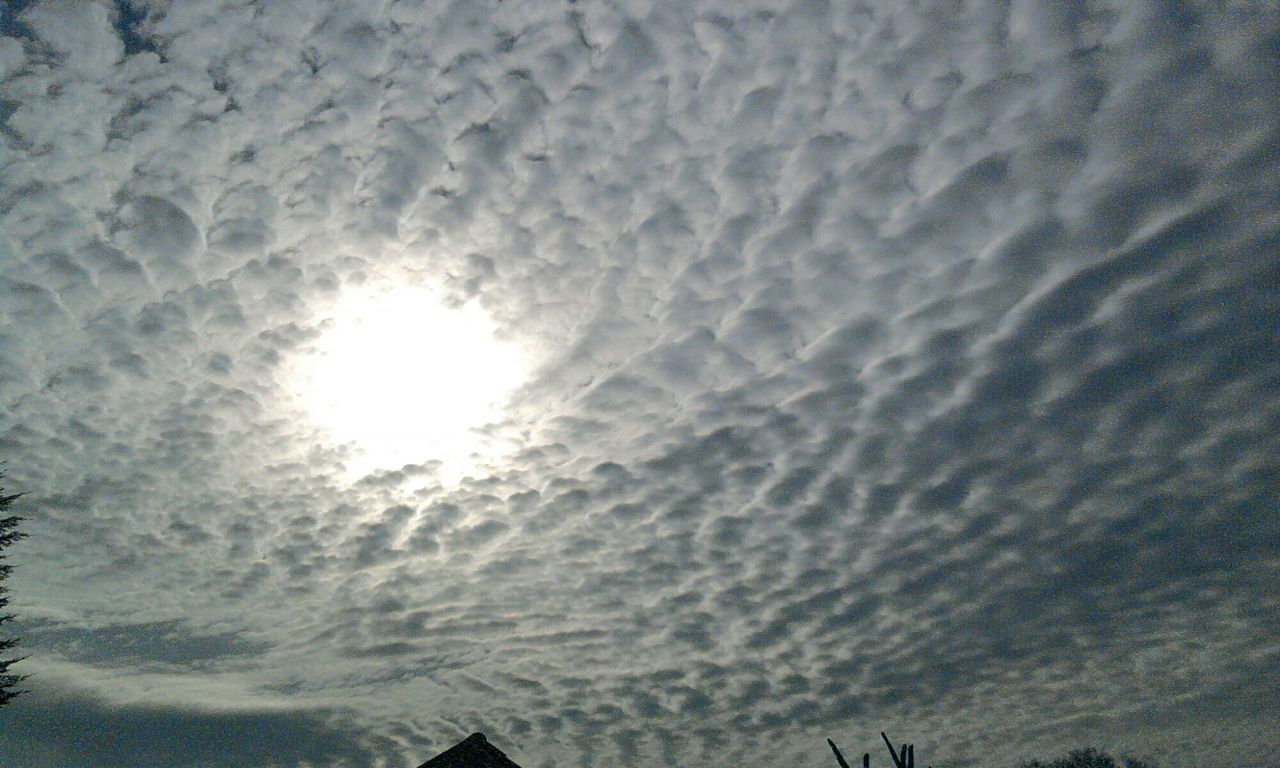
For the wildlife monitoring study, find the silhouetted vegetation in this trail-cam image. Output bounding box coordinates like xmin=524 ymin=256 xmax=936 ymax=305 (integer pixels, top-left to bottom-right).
xmin=827 ymin=733 xmax=1157 ymax=768
xmin=829 ymin=731 xmax=929 ymax=768
xmin=1018 ymin=747 xmax=1157 ymax=768
xmin=1 ymin=471 xmax=28 ymax=707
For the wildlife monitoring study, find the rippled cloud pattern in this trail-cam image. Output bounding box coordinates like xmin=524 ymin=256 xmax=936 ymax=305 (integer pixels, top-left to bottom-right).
xmin=1 ymin=1 xmax=1277 ymax=766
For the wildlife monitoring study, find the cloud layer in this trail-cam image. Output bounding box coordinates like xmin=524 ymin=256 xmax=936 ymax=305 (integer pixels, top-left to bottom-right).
xmin=2 ymin=1 xmax=1277 ymax=766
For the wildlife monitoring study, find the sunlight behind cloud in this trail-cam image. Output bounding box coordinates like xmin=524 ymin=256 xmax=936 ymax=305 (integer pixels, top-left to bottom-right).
xmin=4 ymin=0 xmax=1277 ymax=765
xmin=293 ymin=284 xmax=527 ymax=481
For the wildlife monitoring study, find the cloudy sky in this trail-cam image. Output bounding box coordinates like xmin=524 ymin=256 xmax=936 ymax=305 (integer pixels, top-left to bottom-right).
xmin=1 ymin=1 xmax=1277 ymax=766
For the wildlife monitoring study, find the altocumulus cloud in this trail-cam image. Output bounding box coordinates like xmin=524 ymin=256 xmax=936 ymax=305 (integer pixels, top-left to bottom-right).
xmin=1 ymin=1 xmax=1278 ymax=767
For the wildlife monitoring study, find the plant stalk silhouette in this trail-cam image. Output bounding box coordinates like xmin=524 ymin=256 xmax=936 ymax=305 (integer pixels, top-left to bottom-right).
xmin=829 ymin=731 xmax=930 ymax=768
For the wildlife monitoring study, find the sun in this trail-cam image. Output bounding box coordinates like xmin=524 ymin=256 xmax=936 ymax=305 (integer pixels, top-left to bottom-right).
xmin=292 ymin=283 xmax=527 ymax=480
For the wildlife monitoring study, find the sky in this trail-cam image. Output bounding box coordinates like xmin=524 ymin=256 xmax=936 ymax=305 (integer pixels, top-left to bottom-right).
xmin=0 ymin=1 xmax=1277 ymax=767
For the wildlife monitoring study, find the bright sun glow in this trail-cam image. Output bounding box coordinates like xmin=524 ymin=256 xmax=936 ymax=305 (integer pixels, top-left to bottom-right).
xmin=294 ymin=284 xmax=527 ymax=481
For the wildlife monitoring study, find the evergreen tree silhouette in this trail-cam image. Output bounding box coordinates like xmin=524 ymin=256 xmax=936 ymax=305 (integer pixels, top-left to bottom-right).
xmin=0 ymin=470 xmax=28 ymax=707
xmin=1020 ymin=747 xmax=1157 ymax=768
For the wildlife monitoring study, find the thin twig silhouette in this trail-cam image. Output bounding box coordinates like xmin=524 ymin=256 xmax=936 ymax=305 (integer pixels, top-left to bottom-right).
xmin=829 ymin=731 xmax=930 ymax=768
xmin=828 ymin=739 xmax=869 ymax=768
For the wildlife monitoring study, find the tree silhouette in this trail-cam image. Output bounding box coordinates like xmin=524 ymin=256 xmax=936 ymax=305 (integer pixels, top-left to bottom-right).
xmin=827 ymin=735 xmax=1157 ymax=768
xmin=0 ymin=471 xmax=28 ymax=707
xmin=1019 ymin=747 xmax=1157 ymax=768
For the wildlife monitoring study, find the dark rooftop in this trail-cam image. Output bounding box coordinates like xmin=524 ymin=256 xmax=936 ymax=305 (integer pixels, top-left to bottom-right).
xmin=416 ymin=733 xmax=525 ymax=768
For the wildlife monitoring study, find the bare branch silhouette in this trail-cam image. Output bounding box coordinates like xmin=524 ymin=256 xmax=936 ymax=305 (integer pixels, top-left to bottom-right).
xmin=829 ymin=739 xmax=852 ymax=768
xmin=882 ymin=732 xmax=906 ymax=768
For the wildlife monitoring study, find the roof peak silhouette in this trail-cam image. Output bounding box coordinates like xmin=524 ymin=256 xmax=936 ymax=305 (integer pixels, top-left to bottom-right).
xmin=416 ymin=732 xmax=525 ymax=768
